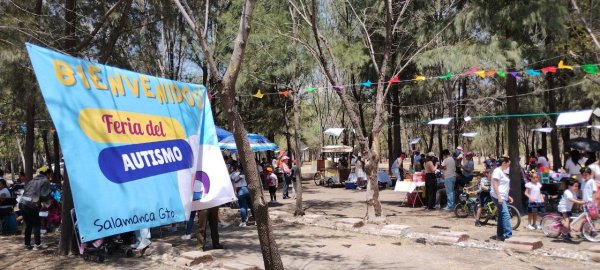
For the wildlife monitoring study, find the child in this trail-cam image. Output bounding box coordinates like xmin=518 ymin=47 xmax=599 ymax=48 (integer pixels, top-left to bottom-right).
xmin=557 ymin=180 xmax=585 ymax=242
xmin=581 ymin=167 xmax=597 ymax=203
xmin=474 ymin=173 xmax=491 ymax=227
xmin=265 ymin=166 xmax=278 ymax=203
xmin=524 ymin=171 xmax=544 ymax=230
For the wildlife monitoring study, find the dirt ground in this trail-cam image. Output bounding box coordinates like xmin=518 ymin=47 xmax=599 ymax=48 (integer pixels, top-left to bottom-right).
xmin=1 ymin=162 xmax=598 ymax=270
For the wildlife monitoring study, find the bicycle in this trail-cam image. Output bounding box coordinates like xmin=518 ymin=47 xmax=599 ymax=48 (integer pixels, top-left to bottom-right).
xmin=477 ymin=200 xmax=521 ymax=230
xmin=540 ymin=204 xmax=600 ymax=242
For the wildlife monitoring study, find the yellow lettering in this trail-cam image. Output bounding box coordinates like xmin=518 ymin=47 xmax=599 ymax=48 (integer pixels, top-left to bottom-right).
xmin=140 ymin=75 xmax=155 ymax=98
xmin=194 ymin=88 xmax=205 ymax=110
xmin=76 ymin=65 xmax=90 ymax=89
xmin=123 ymin=75 xmax=140 ymax=97
xmin=156 ymin=82 xmax=168 ymax=104
xmin=87 ymin=65 xmax=107 ymax=90
xmin=170 ymin=83 xmax=183 ymax=103
xmin=181 ymin=86 xmax=195 ymax=107
xmin=52 ymin=60 xmax=75 ymax=86
xmin=166 ymin=83 xmax=174 ymax=103
xmin=108 ymin=73 xmax=125 ymax=97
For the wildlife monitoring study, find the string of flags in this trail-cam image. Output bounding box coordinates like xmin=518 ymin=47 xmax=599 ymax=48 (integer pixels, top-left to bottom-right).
xmin=248 ymin=60 xmax=599 ymax=98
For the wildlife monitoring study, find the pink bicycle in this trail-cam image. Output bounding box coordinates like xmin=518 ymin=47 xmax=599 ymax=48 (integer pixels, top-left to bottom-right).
xmin=540 ymin=204 xmax=600 ymax=242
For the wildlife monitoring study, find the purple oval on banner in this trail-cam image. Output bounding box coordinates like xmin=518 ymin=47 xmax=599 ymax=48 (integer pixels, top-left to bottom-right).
xmin=98 ymin=139 xmax=193 ymax=184
xmin=195 ymin=171 xmax=210 ymax=193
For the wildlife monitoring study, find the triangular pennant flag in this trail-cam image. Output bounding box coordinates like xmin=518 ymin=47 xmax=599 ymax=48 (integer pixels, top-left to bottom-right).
xmin=388 ymin=75 xmax=400 ymax=83
xmin=334 ymin=84 xmax=344 ymax=90
xmin=525 ymin=69 xmax=542 ymax=76
xmin=252 ymin=89 xmax=264 ymax=99
xmin=279 ymin=90 xmax=289 ymax=97
xmin=540 ymin=66 xmax=557 ymax=73
xmin=474 ymin=70 xmax=486 ymax=78
xmin=360 ymin=80 xmax=372 ymax=88
xmin=496 ymin=71 xmax=506 ymax=78
xmin=509 ymin=72 xmax=522 ymax=80
xmin=305 ymin=86 xmax=317 ymax=93
xmin=464 ymin=67 xmax=478 ymax=75
xmin=580 ymin=64 xmax=599 ymax=75
xmin=485 ymin=70 xmax=497 ymax=76
xmin=414 ymin=75 xmax=426 ymax=81
xmin=438 ymin=72 xmax=452 ymax=79
xmin=558 ymin=60 xmax=573 ymax=70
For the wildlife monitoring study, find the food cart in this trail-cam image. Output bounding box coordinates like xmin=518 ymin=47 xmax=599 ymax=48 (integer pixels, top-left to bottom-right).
xmin=313 ymin=145 xmax=353 ymax=187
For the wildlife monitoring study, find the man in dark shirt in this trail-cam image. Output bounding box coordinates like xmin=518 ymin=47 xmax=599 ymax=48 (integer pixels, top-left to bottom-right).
xmin=19 ymin=166 xmax=51 ymax=250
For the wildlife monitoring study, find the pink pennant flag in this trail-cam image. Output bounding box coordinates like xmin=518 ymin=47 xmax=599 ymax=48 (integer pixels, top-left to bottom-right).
xmin=464 ymin=67 xmax=478 ymax=75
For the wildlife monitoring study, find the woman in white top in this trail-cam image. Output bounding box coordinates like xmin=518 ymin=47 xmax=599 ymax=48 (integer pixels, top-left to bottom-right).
xmin=581 ymin=168 xmax=598 ymax=203
xmin=565 ymin=150 xmax=583 ymax=183
xmin=231 ymin=165 xmax=254 ymax=227
xmin=355 ymin=156 xmax=366 ymax=189
xmin=491 ymin=156 xmax=513 ymax=240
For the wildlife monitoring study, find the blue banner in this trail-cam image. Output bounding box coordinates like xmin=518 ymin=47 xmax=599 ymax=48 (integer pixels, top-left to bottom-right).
xmin=26 ymin=44 xmax=236 ymax=241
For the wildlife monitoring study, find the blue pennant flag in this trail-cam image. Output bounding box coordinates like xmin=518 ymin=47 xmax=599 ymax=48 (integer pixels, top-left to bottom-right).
xmin=525 ymin=69 xmax=542 ymax=76
xmin=360 ymin=80 xmax=372 ymax=88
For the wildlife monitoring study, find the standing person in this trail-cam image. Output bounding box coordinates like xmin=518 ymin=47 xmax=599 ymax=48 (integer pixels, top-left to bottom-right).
xmin=462 ymin=152 xmax=475 ymax=185
xmin=413 ymin=151 xmax=422 ymax=171
xmin=424 ymin=153 xmax=437 ymax=210
xmin=557 ymin=180 xmax=585 ymax=242
xmin=490 ymin=156 xmax=514 ymax=241
xmin=565 ymin=150 xmax=584 ymax=185
xmin=232 ymin=166 xmax=255 ymax=227
xmin=581 ymin=167 xmax=597 ymax=203
xmin=355 ymin=156 xmax=366 ymax=189
xmin=131 ymin=228 xmax=151 ymax=250
xmin=19 ymin=166 xmax=51 ymax=250
xmin=391 ymin=154 xmax=404 ymax=182
xmin=440 ymin=149 xmax=457 ymax=211
xmin=475 ymin=173 xmax=491 ymax=227
xmin=484 ymin=155 xmax=497 ymax=173
xmin=536 ymin=149 xmax=550 ymax=172
xmin=266 ymin=167 xmax=278 ymax=203
xmin=589 ymin=153 xmax=600 ymax=181
xmin=181 ymin=174 xmax=204 ymax=240
xmin=279 ymin=156 xmax=292 ymax=199
xmin=524 ymin=172 xmax=544 ymax=230
xmin=196 ymin=206 xmax=223 ymax=250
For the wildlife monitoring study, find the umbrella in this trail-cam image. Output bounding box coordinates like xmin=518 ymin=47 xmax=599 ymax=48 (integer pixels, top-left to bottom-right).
xmin=219 ymin=133 xmax=278 ymax=152
xmin=215 ymin=126 xmax=233 ymax=141
xmin=566 ymin=137 xmax=600 ymax=152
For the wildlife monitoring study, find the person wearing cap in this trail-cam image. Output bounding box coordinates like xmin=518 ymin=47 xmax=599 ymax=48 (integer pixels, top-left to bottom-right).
xmin=424 ymin=153 xmax=437 ymax=210
xmin=462 ymin=152 xmax=475 ymax=184
xmin=20 ymin=166 xmax=52 ymax=250
xmin=278 ymin=156 xmax=292 ymax=199
xmin=265 ymin=166 xmax=278 ymax=203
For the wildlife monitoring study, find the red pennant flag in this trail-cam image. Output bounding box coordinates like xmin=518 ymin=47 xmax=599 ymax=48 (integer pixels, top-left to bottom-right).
xmin=388 ymin=75 xmax=400 ymax=83
xmin=540 ymin=66 xmax=557 ymax=73
xmin=279 ymin=91 xmax=289 ymax=97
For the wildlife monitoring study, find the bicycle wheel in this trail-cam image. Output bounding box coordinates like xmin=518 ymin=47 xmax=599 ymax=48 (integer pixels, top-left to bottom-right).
xmin=540 ymin=215 xmax=562 ymax=238
xmin=581 ymin=219 xmax=600 ymax=242
xmin=507 ymin=205 xmax=521 ymax=230
xmin=313 ymin=172 xmax=323 ymax=186
xmin=454 ymin=202 xmax=470 ymax=218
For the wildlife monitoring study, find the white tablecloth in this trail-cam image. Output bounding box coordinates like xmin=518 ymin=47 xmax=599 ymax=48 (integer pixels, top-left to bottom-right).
xmin=394 ymin=181 xmax=425 ymax=193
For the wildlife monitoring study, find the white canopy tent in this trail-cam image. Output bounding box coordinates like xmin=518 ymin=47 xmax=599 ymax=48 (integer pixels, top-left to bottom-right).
xmin=323 ymin=128 xmax=346 ymax=137
xmin=555 ymin=109 xmax=593 ymax=126
xmin=462 ymin=132 xmax=478 ymax=138
xmin=532 ymin=127 xmax=553 ymax=133
xmin=428 ymin=117 xmax=453 ymax=125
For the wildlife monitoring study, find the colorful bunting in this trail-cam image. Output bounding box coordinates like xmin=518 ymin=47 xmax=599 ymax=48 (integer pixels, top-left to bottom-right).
xmin=465 ymin=67 xmax=478 ymax=75
xmin=474 ymin=70 xmax=486 ymax=78
xmin=388 ymin=75 xmax=400 ymax=83
xmin=438 ymin=72 xmax=452 ymax=79
xmin=252 ymin=89 xmax=264 ymax=99
xmin=496 ymin=71 xmax=506 ymax=78
xmin=525 ymin=69 xmax=542 ymax=76
xmin=509 ymin=72 xmax=522 ymax=80
xmin=485 ymin=70 xmax=497 ymax=77
xmin=581 ymin=64 xmax=599 ymax=75
xmin=541 ymin=66 xmax=557 ymax=73
xmin=279 ymin=91 xmax=289 ymax=97
xmin=414 ymin=75 xmax=426 ymax=81
xmin=558 ymin=60 xmax=573 ymax=70
xmin=360 ymin=80 xmax=373 ymax=88
xmin=305 ymin=86 xmax=317 ymax=93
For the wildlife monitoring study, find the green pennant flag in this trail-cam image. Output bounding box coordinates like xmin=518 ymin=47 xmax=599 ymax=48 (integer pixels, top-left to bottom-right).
xmin=496 ymin=71 xmax=506 ymax=78
xmin=438 ymin=72 xmax=452 ymax=79
xmin=305 ymin=86 xmax=317 ymax=93
xmin=580 ymin=64 xmax=599 ymax=75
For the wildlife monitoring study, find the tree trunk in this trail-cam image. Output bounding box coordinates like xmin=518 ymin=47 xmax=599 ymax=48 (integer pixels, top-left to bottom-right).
xmin=547 ymin=75 xmax=561 ymax=170
xmin=53 ymin=131 xmax=61 ymax=184
xmin=506 ymin=73 xmax=523 ymax=213
xmin=57 ymin=0 xmax=77 ymax=256
xmin=561 ymin=128 xmax=570 ymax=166
xmin=24 ymin=98 xmax=35 ymax=181
xmin=437 ymin=107 xmax=443 ymax=157
xmin=16 ymin=136 xmax=25 ymax=171
xmin=495 ymin=121 xmax=500 ymax=157
xmin=541 ymin=122 xmax=547 ymax=151
xmin=41 ymin=130 xmax=51 ymax=168
xmin=392 ymin=86 xmax=401 ymax=159
xmin=292 ymin=92 xmax=304 ymax=216
xmin=387 ymin=99 xmax=393 ymax=170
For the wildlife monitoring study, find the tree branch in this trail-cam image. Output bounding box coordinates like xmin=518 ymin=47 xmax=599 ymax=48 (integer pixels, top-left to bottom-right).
xmin=570 ymin=0 xmax=600 ymax=52
xmin=74 ymin=0 xmax=127 ymax=53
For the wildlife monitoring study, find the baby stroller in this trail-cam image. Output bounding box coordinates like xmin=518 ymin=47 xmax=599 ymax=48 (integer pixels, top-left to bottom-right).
xmin=71 ymin=209 xmax=134 ymax=262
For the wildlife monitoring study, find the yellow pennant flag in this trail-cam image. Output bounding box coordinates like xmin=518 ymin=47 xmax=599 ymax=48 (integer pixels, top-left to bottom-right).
xmin=253 ymin=89 xmax=264 ymax=99
xmin=415 ymin=75 xmax=426 ymax=81
xmin=474 ymin=70 xmax=486 ymax=78
xmin=558 ymin=60 xmax=573 ymax=70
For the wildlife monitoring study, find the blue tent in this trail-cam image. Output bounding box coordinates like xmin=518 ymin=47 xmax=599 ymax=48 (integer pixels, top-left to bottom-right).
xmin=216 ymin=126 xmax=233 ymax=141
xmin=219 ymin=133 xmax=278 ymax=152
